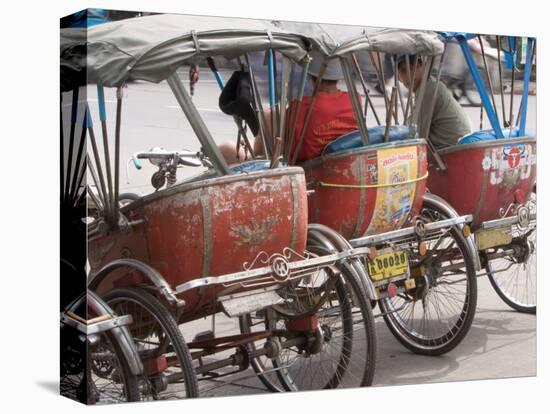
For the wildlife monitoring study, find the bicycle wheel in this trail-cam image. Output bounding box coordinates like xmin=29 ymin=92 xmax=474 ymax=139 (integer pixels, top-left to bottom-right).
xmin=240 ymin=253 xmax=376 ymax=391
xmin=61 ymin=322 xmax=140 ymax=403
xmin=379 ymin=199 xmax=477 ymax=355
xmin=102 ymin=287 xmax=198 ymax=400
xmin=486 ymin=195 xmax=536 ymax=313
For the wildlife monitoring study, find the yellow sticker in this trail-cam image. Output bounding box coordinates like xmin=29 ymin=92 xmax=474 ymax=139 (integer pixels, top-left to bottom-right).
xmin=366 ymin=146 xmax=418 ymax=234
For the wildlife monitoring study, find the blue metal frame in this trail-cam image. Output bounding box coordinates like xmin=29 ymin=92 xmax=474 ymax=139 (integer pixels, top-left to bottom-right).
xmin=456 ymin=35 xmax=504 ymax=138
xmin=268 ymin=49 xmax=276 ymax=107
xmin=85 ymin=104 xmax=93 ymax=129
xmin=97 ymin=84 xmax=107 ymax=122
xmin=213 ymin=71 xmax=225 ymax=90
xmin=519 ymin=37 xmax=534 ymax=136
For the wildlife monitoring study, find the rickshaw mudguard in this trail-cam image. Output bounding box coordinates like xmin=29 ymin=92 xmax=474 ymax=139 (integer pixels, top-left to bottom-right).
xmin=423 ymin=192 xmax=481 ymax=271
xmin=302 ymin=139 xmax=428 ymax=240
xmin=307 ymin=223 xmax=377 ymax=301
xmin=63 ymin=289 xmax=144 ymax=376
xmin=88 ymin=258 xmax=185 ymax=308
xmin=427 ymin=137 xmax=536 ymax=228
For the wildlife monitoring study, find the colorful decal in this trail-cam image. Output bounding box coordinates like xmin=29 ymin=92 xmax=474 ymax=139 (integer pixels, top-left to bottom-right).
xmin=366 ymin=147 xmax=418 ymax=234
xmin=483 ymin=144 xmax=535 ymax=186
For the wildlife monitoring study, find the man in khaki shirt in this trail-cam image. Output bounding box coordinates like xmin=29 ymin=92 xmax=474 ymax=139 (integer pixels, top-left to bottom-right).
xmin=397 ymin=56 xmax=471 ymax=149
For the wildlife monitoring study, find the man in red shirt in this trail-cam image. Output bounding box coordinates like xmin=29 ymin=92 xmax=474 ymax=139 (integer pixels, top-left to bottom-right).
xmin=219 ymin=55 xmax=358 ymax=164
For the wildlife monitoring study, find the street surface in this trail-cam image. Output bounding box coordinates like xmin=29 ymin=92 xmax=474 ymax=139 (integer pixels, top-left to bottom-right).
xmin=69 ymin=67 xmax=536 ymax=396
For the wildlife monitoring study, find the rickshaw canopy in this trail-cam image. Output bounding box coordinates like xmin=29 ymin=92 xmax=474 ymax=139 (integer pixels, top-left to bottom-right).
xmin=60 ymin=14 xmax=311 ymax=89
xmin=272 ymin=21 xmax=444 ymax=57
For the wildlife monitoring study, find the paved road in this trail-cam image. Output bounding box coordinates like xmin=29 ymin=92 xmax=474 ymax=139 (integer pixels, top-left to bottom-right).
xmin=187 ymin=275 xmax=536 ymax=397
xmin=67 ymin=68 xmax=536 ymax=397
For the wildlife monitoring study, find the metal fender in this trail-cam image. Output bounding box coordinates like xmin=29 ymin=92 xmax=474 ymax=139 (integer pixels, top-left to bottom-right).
xmin=423 ymin=192 xmax=481 ymax=271
xmin=307 ymin=223 xmax=378 ymax=301
xmin=88 ymin=258 xmax=185 ymax=308
xmin=64 ymin=290 xmax=144 ymax=376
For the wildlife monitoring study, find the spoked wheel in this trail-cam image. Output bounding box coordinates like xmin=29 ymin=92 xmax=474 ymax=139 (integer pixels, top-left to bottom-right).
xmin=379 ymin=198 xmax=477 ymax=355
xmin=240 ymin=251 xmax=376 ymax=391
xmin=487 ymin=194 xmax=536 ymax=314
xmin=60 ymin=317 xmax=141 ymax=404
xmin=102 ymin=287 xmax=199 ymax=400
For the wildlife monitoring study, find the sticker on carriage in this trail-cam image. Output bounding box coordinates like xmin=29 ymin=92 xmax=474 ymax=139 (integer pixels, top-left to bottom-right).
xmin=366 ymin=146 xmax=418 ymax=234
xmin=482 ymin=143 xmax=535 ymax=185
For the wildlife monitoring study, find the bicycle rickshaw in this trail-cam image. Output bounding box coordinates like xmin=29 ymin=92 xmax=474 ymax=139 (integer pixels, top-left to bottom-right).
xmin=427 ymin=33 xmax=536 ymax=313
xmin=60 ymin=113 xmax=143 ymax=404
xmin=271 ymin=22 xmax=480 ymax=356
xmin=61 ymin=13 xmax=378 ymax=400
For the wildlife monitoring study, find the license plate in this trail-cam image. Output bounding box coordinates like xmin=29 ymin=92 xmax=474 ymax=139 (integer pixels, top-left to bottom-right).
xmin=476 ymin=229 xmax=513 ymax=250
xmin=367 ymin=250 xmax=409 ymax=282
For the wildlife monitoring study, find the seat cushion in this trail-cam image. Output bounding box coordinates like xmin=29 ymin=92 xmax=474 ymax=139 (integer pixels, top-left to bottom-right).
xmin=458 ymin=127 xmax=535 ymax=144
xmin=323 ymin=125 xmax=413 ymax=154
xmin=184 ymin=160 xmax=280 ymax=183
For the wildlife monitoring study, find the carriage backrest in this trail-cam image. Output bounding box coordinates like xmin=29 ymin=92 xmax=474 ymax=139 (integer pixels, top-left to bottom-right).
xmin=323 ymin=125 xmax=414 ymax=155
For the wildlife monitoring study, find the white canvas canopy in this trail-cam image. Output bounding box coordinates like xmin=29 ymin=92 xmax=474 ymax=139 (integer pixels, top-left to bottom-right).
xmin=60 ymin=14 xmax=311 ymax=89
xmin=272 ymin=20 xmax=444 ymax=57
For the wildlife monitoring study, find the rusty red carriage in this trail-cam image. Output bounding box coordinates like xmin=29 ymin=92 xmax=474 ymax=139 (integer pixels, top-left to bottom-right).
xmin=426 ymin=32 xmax=537 ymax=314
xmin=275 ymin=24 xmax=482 ymax=356
xmin=61 ymin=13 xmax=378 ymax=400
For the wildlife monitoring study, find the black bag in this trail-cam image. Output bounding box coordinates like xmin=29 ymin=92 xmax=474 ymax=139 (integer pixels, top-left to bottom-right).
xmin=218 ymin=71 xmax=259 ymax=136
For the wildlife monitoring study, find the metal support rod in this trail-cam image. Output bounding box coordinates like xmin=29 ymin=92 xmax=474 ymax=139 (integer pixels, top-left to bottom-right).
xmin=514 ymin=41 xmax=536 ymax=131
xmin=404 ymin=55 xmax=416 ymax=124
xmin=457 ymin=36 xmax=504 ymax=137
xmin=87 ymin=183 xmax=104 ymax=211
xmin=393 ymin=55 xmax=405 ymax=123
xmin=371 ymin=51 xmax=389 ymax=113
xmin=340 ymin=57 xmax=369 ymax=145
xmin=64 ymin=88 xmax=79 ymax=203
xmin=496 ymin=36 xmax=508 ymax=127
xmin=283 ymin=62 xmax=296 ymax=146
xmin=268 ymin=49 xmax=278 ymax=138
xmin=423 ymin=47 xmax=447 ymax=139
xmin=291 ymin=61 xmax=327 ymax=165
xmin=351 ymin=53 xmax=381 ymax=125
xmin=87 ymin=107 xmax=110 ymax=216
xmin=284 ymin=59 xmax=310 ymax=162
xmin=384 ymin=87 xmax=397 ymax=142
xmin=478 ymin=35 xmax=500 ymax=127
xmin=167 ymin=73 xmax=231 ymax=174
xmin=86 ymin=157 xmax=107 ymax=209
xmin=244 ymin=52 xmax=272 ymax=158
xmin=68 ymin=116 xmax=87 ymax=204
xmin=411 ymin=56 xmax=447 ymax=171
xmin=97 ymin=84 xmax=115 ymax=208
xmin=60 ymin=95 xmax=65 ymax=201
xmin=206 ymin=57 xmax=226 ymax=89
xmin=519 ymin=38 xmax=535 ymax=136
xmin=112 ymin=87 xmax=124 ymax=227
xmin=278 ymin=56 xmax=291 ymax=147
xmin=508 ymin=37 xmax=517 ymax=133
xmin=411 ymin=56 xmax=432 ymax=127
xmin=71 ymin=157 xmax=87 ymax=206
xmin=480 ymin=103 xmax=484 ymax=130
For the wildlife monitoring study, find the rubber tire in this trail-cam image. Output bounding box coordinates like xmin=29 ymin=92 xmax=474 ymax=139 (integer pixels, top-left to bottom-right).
xmin=240 ymin=254 xmax=376 ymax=390
xmin=487 ymin=262 xmax=536 ymax=314
xmin=102 ymin=287 xmax=199 ymax=398
xmin=95 ymin=329 xmax=141 ymax=403
xmin=379 ymin=201 xmax=478 ymax=356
